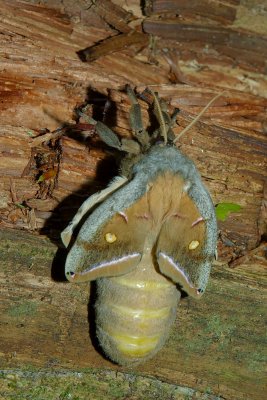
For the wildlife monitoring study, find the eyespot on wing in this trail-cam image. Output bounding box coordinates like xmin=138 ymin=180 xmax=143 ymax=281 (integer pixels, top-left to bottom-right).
xmin=64 ymin=187 xmax=155 ymax=282
xmin=156 ymin=188 xmax=216 ymax=295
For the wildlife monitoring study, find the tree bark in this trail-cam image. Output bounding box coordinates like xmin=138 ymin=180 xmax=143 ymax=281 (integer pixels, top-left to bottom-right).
xmin=0 ymin=228 xmax=266 ymax=399
xmin=0 ymin=1 xmax=266 ymax=399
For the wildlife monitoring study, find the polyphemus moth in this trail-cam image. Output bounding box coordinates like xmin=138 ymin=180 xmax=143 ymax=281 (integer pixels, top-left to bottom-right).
xmin=61 ymin=86 xmax=217 ymax=366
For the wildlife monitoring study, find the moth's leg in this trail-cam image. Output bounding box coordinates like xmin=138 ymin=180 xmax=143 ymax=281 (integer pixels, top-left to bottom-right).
xmin=78 ymin=103 xmax=139 ymax=154
xmin=61 ymin=175 xmax=128 ymax=247
xmin=77 ymin=109 xmax=122 ymax=151
xmin=170 ymin=108 xmax=180 ymax=126
xmin=165 ymin=108 xmax=179 ymax=141
xmin=126 ymin=85 xmax=150 ymax=149
xmin=95 ymin=121 xmax=122 ymax=150
xmin=150 ymin=91 xmax=179 ymax=143
xmin=157 ymin=98 xmax=179 ymax=141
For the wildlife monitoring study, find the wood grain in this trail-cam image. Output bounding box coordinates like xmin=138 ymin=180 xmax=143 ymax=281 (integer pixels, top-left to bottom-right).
xmin=0 ymin=228 xmax=266 ymax=399
xmin=0 ymin=1 xmax=266 ymax=399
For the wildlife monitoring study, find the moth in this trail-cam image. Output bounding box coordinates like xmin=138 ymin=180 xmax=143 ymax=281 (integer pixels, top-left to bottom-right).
xmin=61 ymin=86 xmax=218 ymax=366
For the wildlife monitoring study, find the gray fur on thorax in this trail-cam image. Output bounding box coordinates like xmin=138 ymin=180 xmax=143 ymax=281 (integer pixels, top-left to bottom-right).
xmin=78 ymin=145 xmax=216 ymax=248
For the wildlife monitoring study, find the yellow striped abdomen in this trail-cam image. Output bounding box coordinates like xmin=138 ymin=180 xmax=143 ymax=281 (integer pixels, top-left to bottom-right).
xmin=95 ymin=263 xmax=180 ymax=365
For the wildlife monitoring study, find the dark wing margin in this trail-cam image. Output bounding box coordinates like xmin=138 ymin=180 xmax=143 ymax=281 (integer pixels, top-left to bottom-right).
xmin=65 ymin=185 xmax=153 ymax=282
xmin=156 ymin=190 xmax=216 ymax=297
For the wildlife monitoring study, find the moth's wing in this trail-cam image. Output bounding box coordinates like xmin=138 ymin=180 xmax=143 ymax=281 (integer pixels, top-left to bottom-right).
xmin=156 ymin=176 xmax=217 ymax=299
xmin=65 ymin=176 xmax=151 ymax=282
xmin=61 ymin=176 xmax=128 ymax=247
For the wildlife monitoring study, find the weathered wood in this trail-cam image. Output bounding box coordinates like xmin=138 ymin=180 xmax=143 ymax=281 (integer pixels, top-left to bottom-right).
xmin=80 ymin=31 xmax=150 ymax=62
xmin=91 ymin=0 xmax=135 ymax=33
xmin=143 ymin=21 xmax=267 ymax=73
xmin=0 ymin=1 xmax=266 ymax=399
xmin=144 ymin=0 xmax=239 ymax=24
xmin=1 ymin=87 xmax=266 ymax=262
xmin=0 ymin=228 xmax=266 ymax=400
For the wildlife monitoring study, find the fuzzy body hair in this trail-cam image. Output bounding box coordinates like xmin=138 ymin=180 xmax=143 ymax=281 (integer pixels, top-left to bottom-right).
xmin=62 ymin=88 xmax=218 ymax=365
xmin=65 ymin=145 xmax=217 ymax=293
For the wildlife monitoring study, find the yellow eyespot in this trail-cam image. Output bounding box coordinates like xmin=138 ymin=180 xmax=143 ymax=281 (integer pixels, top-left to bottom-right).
xmin=105 ymin=232 xmax=117 ymax=243
xmin=189 ymin=240 xmax=199 ymax=250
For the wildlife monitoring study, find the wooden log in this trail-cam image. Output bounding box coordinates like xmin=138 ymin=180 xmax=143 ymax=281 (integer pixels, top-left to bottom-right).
xmin=1 ymin=87 xmax=266 ymax=263
xmin=0 ymin=1 xmax=266 ymax=399
xmin=143 ymin=21 xmax=267 ymax=73
xmin=144 ymin=0 xmax=239 ymax=25
xmin=0 ymin=228 xmax=266 ymax=399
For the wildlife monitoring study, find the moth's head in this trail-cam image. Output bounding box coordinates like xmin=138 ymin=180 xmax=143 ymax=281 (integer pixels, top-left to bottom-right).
xmin=125 ymin=85 xmax=180 ymax=150
xmin=92 ymin=86 xmax=179 ymax=158
xmin=79 ymin=85 xmax=224 ymax=170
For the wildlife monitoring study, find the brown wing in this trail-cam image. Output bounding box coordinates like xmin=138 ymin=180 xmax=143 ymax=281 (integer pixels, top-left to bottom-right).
xmin=65 ymin=193 xmax=153 ymax=282
xmin=156 ymin=191 xmax=211 ymax=298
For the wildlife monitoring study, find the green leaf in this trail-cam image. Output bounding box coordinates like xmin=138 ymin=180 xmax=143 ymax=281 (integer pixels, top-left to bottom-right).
xmin=15 ymin=202 xmax=26 ymax=209
xmin=215 ymin=203 xmax=242 ymax=221
xmin=37 ymin=174 xmax=45 ymax=183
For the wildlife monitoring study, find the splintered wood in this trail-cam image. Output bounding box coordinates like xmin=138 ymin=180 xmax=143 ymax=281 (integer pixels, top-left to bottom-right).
xmin=0 ymin=1 xmax=266 ymax=399
xmin=0 ymin=86 xmax=266 ymax=263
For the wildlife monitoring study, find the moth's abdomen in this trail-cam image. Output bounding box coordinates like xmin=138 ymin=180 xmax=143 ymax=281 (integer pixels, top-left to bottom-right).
xmin=95 ymin=267 xmax=180 ymax=365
